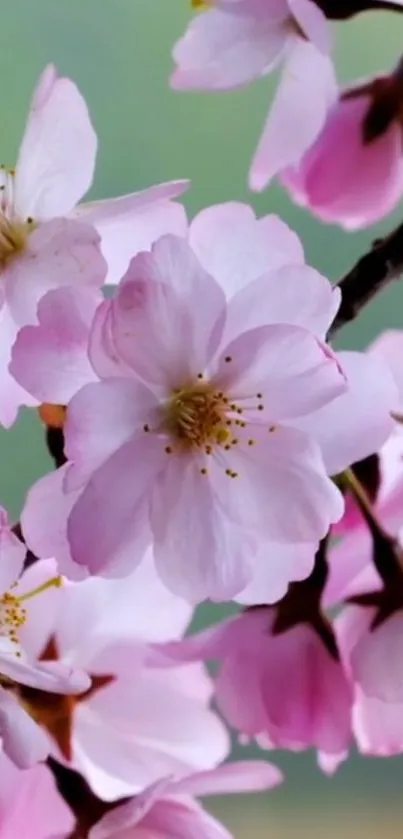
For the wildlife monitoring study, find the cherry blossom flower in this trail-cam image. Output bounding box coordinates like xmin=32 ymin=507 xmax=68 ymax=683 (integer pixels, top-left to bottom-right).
xmin=171 ymin=0 xmax=336 ymax=189
xmin=0 ymin=63 xmax=187 ymax=426
xmin=0 ymin=510 xmax=90 ymax=768
xmin=281 ymin=62 xmax=403 ymax=228
xmin=0 ymin=751 xmax=74 ymax=839
xmin=10 ymin=553 xmax=228 ymax=800
xmin=18 ymin=204 xmax=398 ymax=602
xmin=89 ymin=761 xmax=283 ymax=839
xmin=151 ymin=607 xmax=352 ymax=772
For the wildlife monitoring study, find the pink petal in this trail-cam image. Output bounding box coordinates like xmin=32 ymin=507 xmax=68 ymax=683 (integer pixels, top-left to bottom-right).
xmin=171 ymin=5 xmax=286 ymax=91
xmin=294 ymin=351 xmax=398 ymax=475
xmin=288 ymin=0 xmax=332 ymax=53
xmin=210 ymin=424 xmax=344 ymax=542
xmin=351 ymin=612 xmax=403 ymax=703
xmin=151 ymin=456 xmax=257 ymax=602
xmin=0 ymin=306 xmax=37 ymax=427
xmin=189 ymin=202 xmax=304 ymax=298
xmin=64 ymin=378 xmax=159 ymax=489
xmin=10 ymin=286 xmax=99 ymax=404
xmin=0 ymin=759 xmax=74 ymax=838
xmin=235 ymin=540 xmax=316 ymax=605
xmin=14 ymin=559 xmax=62 ymax=660
xmin=0 ymin=512 xmax=26 ymax=595
xmin=67 ymin=435 xmax=162 ymax=577
xmin=88 ymin=300 xmax=135 ymax=380
xmin=14 ymin=64 xmax=97 ymax=220
xmin=5 ymin=218 xmax=106 ymax=326
xmin=21 ymin=465 xmax=88 ymax=581
xmin=112 ymin=236 xmax=226 ymax=381
xmin=78 ymin=181 xmax=189 ymax=285
xmin=169 ymin=760 xmax=283 ymax=797
xmin=0 ymin=687 xmax=50 ymax=768
xmin=369 ymin=329 xmax=403 ymax=409
xmin=215 ymin=324 xmax=346 ymax=420
xmin=249 ymin=40 xmax=337 ymax=190
xmin=224 ymin=263 xmax=340 ymax=343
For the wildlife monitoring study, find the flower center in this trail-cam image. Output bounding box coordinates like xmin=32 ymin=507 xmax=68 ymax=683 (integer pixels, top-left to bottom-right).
xmin=0 ymin=576 xmax=62 ymax=657
xmin=163 ymin=381 xmax=232 ymax=450
xmin=0 ymin=166 xmax=35 ymax=269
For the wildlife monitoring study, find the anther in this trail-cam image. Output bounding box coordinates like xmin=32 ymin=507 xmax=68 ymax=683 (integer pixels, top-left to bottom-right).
xmin=165 ymin=446 xmax=173 ymax=454
xmin=257 ymin=393 xmax=263 ymax=399
xmin=143 ymin=424 xmax=150 ymax=432
xmin=224 ymin=356 xmax=232 ymax=363
xmin=257 ymin=405 xmax=264 ymax=411
xmin=200 ymin=467 xmax=208 ymax=475
xmin=248 ymin=439 xmax=256 ymax=446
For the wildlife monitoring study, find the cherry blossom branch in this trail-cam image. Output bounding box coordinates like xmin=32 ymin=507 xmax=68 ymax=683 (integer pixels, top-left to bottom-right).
xmin=317 ymin=0 xmax=403 ymax=18
xmin=330 ymin=219 xmax=403 ymax=335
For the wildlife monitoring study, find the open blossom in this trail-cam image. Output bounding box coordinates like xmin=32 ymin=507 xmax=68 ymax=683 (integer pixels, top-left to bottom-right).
xmin=152 ymin=607 xmax=352 ymax=771
xmin=0 ymin=752 xmax=74 ymax=839
xmin=0 ymin=511 xmax=90 ymax=768
xmin=0 ymin=63 xmax=187 ymax=426
xmin=89 ymin=761 xmax=283 ymax=839
xmin=9 ymin=553 xmax=228 ymax=800
xmin=172 ymin=0 xmax=336 ymax=189
xmin=281 ymin=61 xmax=403 ymax=228
xmin=18 ymin=203 xmax=397 ymax=602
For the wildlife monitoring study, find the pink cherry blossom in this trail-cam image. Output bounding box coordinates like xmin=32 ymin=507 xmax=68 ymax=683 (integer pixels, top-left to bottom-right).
xmin=0 ymin=752 xmax=74 ymax=839
xmin=336 ymin=606 xmax=403 ymax=756
xmin=0 ymin=510 xmax=90 ymax=768
xmin=12 ymin=554 xmax=229 ymax=800
xmin=281 ymin=69 xmax=403 ymax=228
xmin=171 ymin=1 xmax=336 ymax=189
xmin=89 ymin=761 xmax=282 ymax=839
xmin=152 ymin=607 xmax=352 ymax=771
xmin=33 ymin=233 xmax=348 ymax=602
xmin=0 ymin=63 xmax=188 ymax=426
xmin=19 ymin=206 xmax=398 ymax=602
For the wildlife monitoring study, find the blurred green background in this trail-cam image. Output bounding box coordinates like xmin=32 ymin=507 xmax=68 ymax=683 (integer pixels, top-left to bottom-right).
xmin=1 ymin=0 xmax=403 ymax=835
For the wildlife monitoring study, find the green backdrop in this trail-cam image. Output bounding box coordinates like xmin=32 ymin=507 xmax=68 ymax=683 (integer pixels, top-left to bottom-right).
xmin=1 ymin=2 xmax=403 ymax=836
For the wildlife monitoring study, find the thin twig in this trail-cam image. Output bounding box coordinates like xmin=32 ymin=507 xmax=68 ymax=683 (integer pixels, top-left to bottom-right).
xmin=329 ymin=220 xmax=403 ymax=336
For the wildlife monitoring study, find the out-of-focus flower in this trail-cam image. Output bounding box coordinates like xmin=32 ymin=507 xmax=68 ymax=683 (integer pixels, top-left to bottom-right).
xmin=281 ymin=61 xmax=403 ymax=228
xmin=0 ymin=64 xmax=187 ymax=425
xmin=89 ymin=760 xmax=283 ymax=839
xmin=152 ymin=607 xmax=352 ymax=771
xmin=0 ymin=751 xmax=74 ymax=839
xmin=0 ymin=511 xmax=90 ymax=768
xmin=10 ymin=553 xmax=228 ymax=800
xmin=171 ymin=0 xmax=336 ymax=190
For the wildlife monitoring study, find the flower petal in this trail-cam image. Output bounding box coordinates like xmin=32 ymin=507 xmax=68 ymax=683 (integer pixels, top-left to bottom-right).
xmin=77 ymin=182 xmax=189 ymax=285
xmin=14 ymin=64 xmax=96 ymax=220
xmin=67 ymin=435 xmax=163 ymax=577
xmin=171 ymin=5 xmax=286 ymax=91
xmin=236 ymin=540 xmax=316 ymax=605
xmin=10 ymin=286 xmax=99 ymax=404
xmin=249 ymin=40 xmax=337 ymax=190
xmin=215 ymin=324 xmax=346 ymax=420
xmin=151 ymin=456 xmax=257 ymax=602
xmin=294 ymin=351 xmax=398 ymax=475
xmin=0 ymin=687 xmax=50 ymax=768
xmin=5 ymin=218 xmax=106 ymax=326
xmin=189 ymin=202 xmax=304 ymax=298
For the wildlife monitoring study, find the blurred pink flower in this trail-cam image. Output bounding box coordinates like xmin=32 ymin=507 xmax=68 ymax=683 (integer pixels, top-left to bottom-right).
xmin=281 ymin=66 xmax=403 ymax=228
xmin=0 ymin=511 xmax=90 ymax=768
xmin=153 ymin=607 xmax=352 ymax=772
xmin=13 ymin=554 xmax=228 ymax=800
xmin=89 ymin=761 xmax=283 ymax=839
xmin=171 ymin=0 xmax=336 ymax=189
xmin=0 ymin=752 xmax=74 ymax=839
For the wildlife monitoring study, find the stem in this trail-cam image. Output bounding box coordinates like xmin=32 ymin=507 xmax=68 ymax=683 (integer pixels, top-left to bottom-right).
xmin=329 ymin=220 xmax=403 ymax=336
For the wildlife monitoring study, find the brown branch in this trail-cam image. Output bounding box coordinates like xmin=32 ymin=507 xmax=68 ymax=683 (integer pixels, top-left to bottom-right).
xmin=316 ymin=0 xmax=403 ymax=19
xmin=329 ymin=220 xmax=403 ymax=336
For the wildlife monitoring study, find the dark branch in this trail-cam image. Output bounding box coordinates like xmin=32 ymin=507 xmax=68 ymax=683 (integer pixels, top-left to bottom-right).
xmin=330 ymin=220 xmax=403 ymax=336
xmin=315 ymin=0 xmax=403 ymax=19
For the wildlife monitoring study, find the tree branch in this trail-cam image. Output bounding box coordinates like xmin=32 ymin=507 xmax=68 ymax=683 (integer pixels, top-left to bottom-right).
xmin=329 ymin=220 xmax=403 ymax=336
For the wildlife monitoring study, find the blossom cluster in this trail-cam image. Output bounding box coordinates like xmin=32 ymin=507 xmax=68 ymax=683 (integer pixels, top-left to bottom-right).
xmin=0 ymin=1 xmax=403 ymax=837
